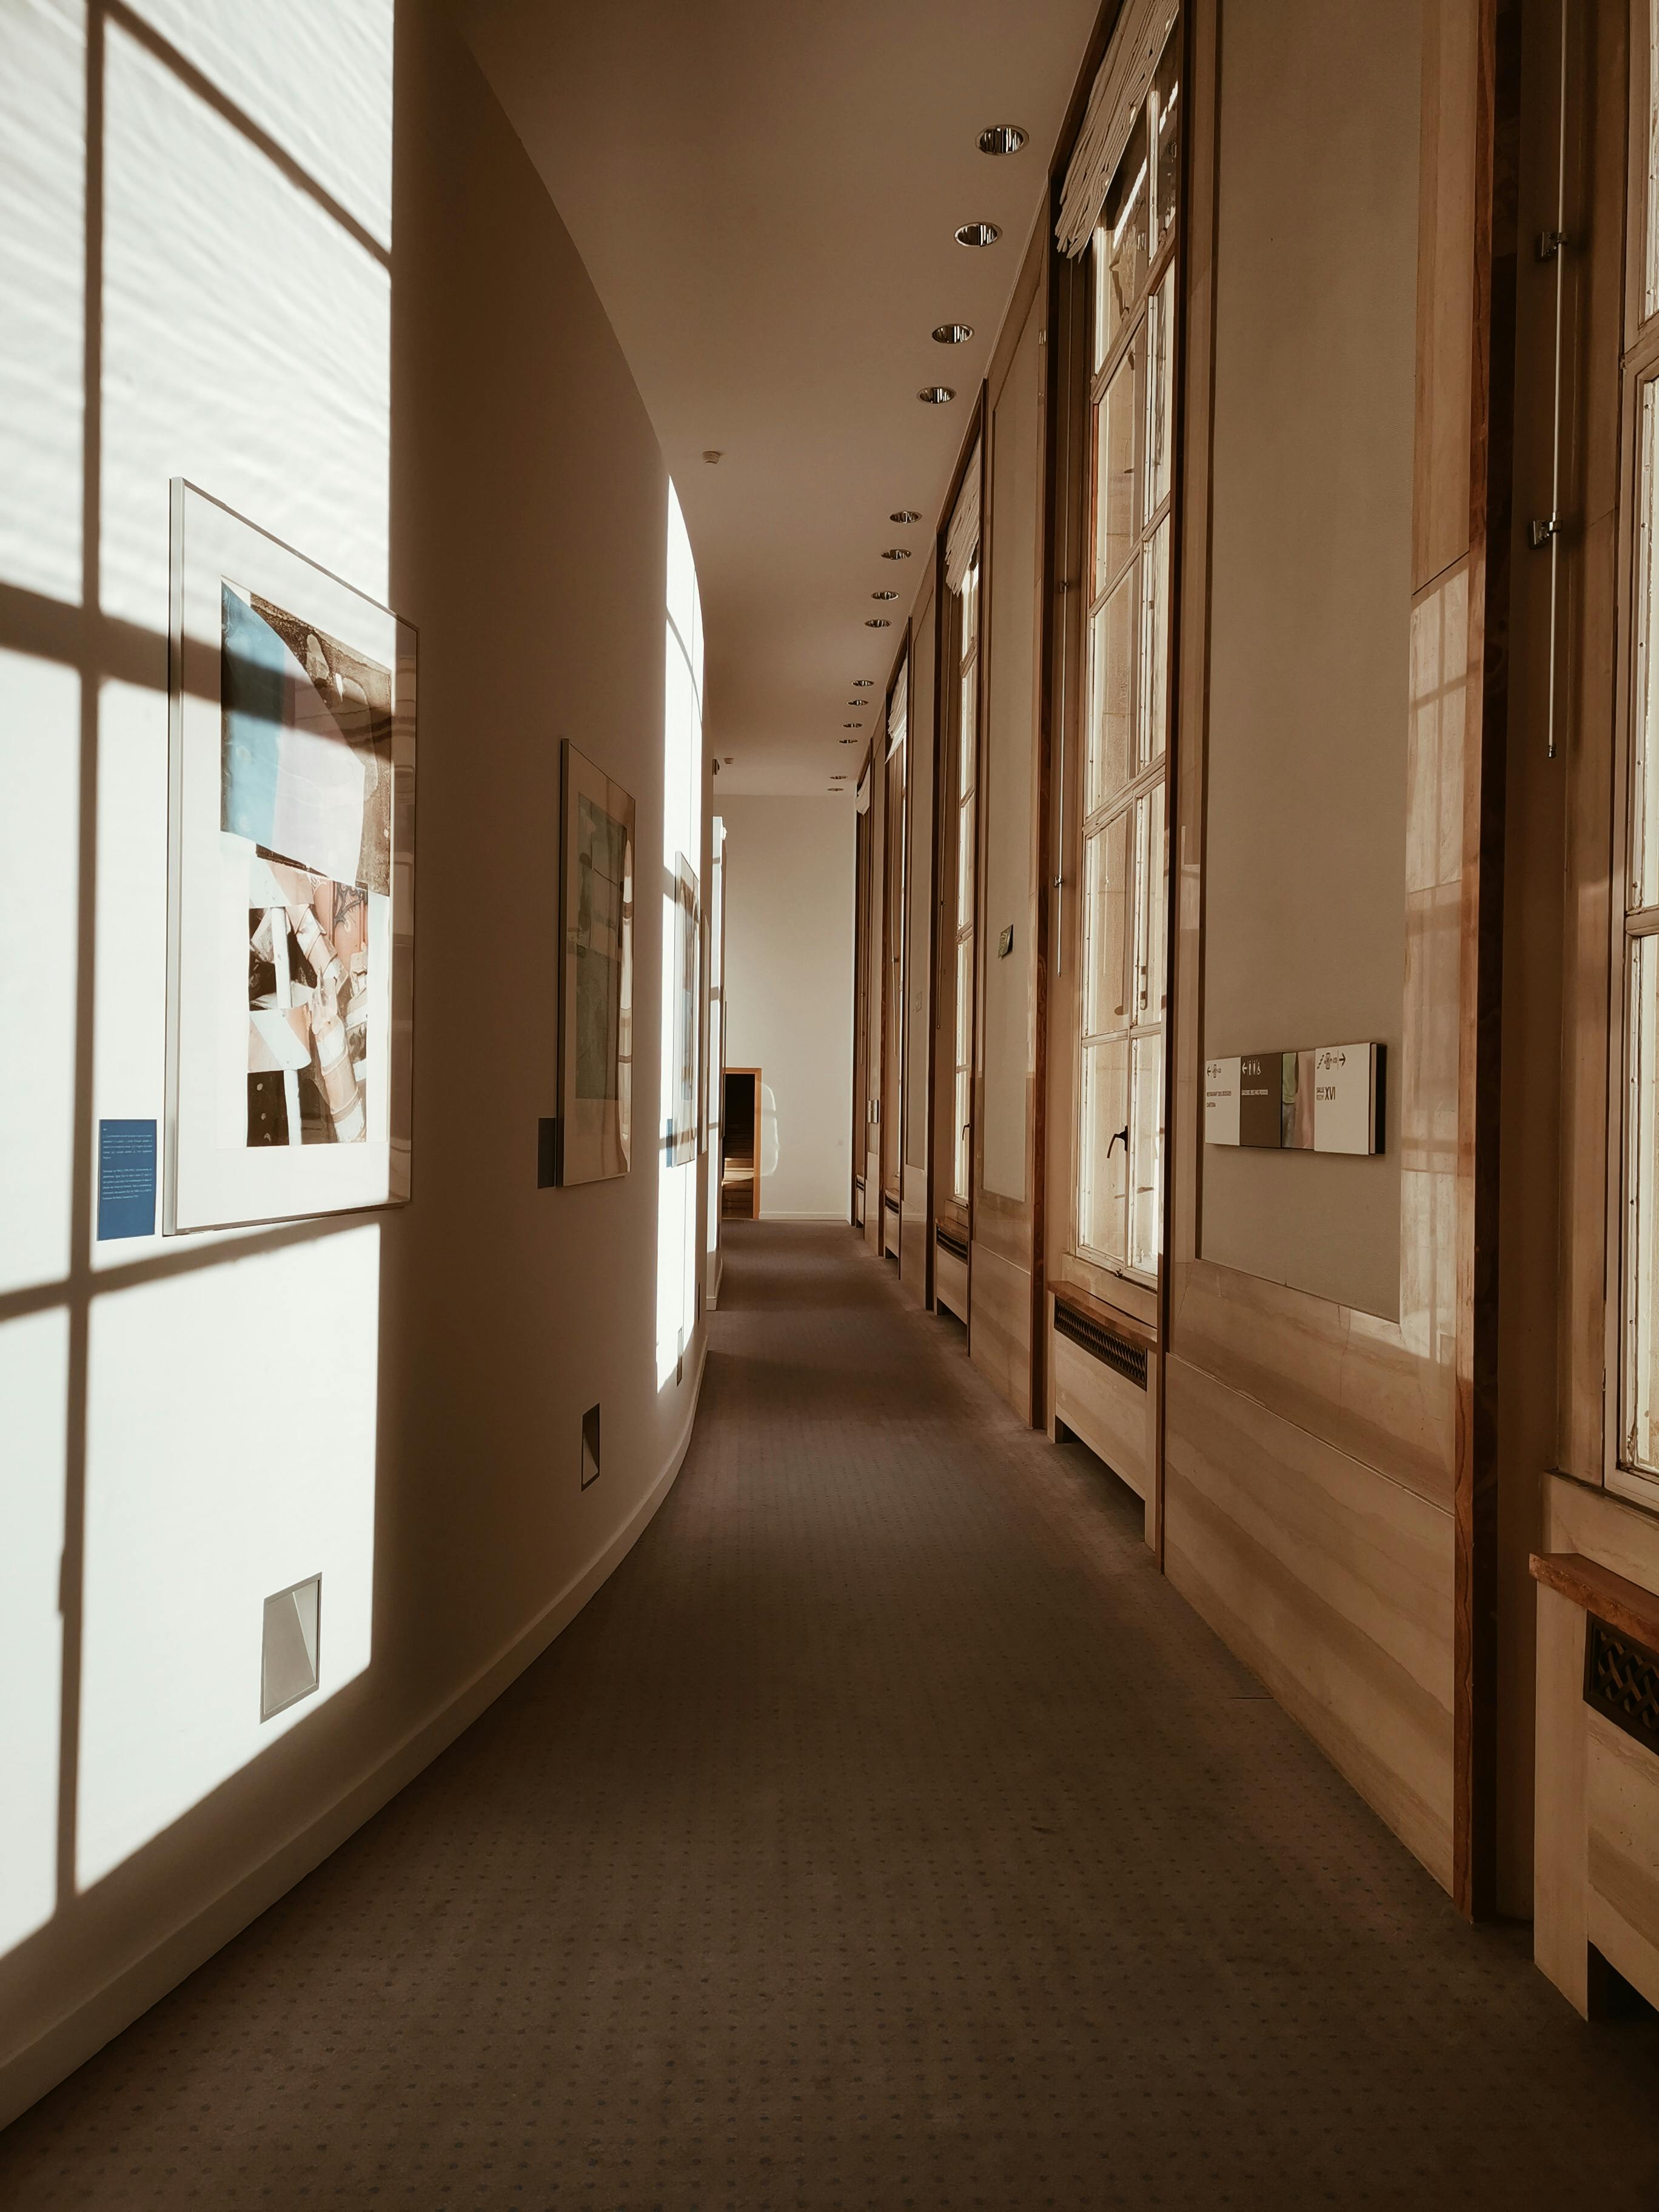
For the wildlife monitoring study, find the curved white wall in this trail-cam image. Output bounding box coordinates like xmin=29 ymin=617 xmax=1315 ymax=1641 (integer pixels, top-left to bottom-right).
xmin=0 ymin=0 xmax=705 ymax=2123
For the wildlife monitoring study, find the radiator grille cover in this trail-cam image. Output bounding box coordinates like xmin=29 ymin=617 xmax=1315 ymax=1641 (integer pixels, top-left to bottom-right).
xmin=1585 ymin=1615 xmax=1659 ymax=1756
xmin=1053 ymin=1299 xmax=1148 ymax=1390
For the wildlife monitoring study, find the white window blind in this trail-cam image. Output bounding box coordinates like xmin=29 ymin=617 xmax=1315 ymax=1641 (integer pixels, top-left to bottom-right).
xmin=1056 ymin=0 xmax=1180 ymax=258
xmin=944 ymin=446 xmax=981 ymax=594
xmin=886 ymin=656 xmax=909 ymax=756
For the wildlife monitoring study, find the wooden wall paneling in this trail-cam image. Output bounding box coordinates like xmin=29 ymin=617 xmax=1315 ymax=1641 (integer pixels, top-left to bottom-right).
xmin=1452 ymin=0 xmax=1520 ymax=1925
xmin=1158 ymin=0 xmax=1503 ymax=1900
xmin=1586 ymin=1710 xmax=1659 ymax=2005
xmin=967 ymin=1238 xmax=1033 ymax=1421
xmin=899 ymin=578 xmax=939 ymax=1308
xmin=935 ymin=1238 xmax=969 ymax=1324
xmin=1164 ymin=1352 xmax=1457 ymax=1888
xmin=1052 ymin=1324 xmax=1155 ymax=1501
xmin=1532 ymin=1577 xmax=1590 ymax=2009
xmin=865 ymin=722 xmax=885 ymax=1258
xmin=1533 ymin=1475 xmax=1659 ymax=2012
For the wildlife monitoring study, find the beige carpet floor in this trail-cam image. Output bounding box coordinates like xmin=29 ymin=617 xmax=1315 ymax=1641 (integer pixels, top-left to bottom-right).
xmin=2 ymin=1221 xmax=1657 ymax=2208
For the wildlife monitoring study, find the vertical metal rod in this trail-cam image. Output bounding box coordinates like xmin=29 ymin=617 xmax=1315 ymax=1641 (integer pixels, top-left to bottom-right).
xmin=1544 ymin=0 xmax=1569 ymax=761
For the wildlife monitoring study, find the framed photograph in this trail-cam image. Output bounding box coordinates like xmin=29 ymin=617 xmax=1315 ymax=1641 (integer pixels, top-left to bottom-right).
xmin=164 ymin=481 xmax=416 ymax=1233
xmin=669 ymin=853 xmax=700 ymax=1165
xmin=558 ymin=741 xmax=635 ymax=1184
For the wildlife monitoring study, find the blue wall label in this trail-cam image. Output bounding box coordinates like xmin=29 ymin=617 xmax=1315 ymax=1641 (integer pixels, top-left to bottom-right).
xmin=98 ymin=1119 xmax=157 ymax=1241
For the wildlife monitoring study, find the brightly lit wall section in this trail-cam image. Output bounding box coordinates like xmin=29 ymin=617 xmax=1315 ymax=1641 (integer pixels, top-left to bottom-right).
xmin=658 ymin=483 xmax=705 ymax=1386
xmin=0 ymin=0 xmax=392 ymax=1928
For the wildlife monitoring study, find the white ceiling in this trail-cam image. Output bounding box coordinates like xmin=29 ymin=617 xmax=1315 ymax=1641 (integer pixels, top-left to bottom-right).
xmin=458 ymin=0 xmax=1101 ymax=796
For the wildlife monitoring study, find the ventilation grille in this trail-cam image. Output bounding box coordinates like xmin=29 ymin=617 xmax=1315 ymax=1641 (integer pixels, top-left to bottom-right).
xmin=884 ymin=1194 xmax=900 ymax=1216
xmin=935 ymin=1224 xmax=968 ymax=1263
xmin=1585 ymin=1615 xmax=1659 ymax=1755
xmin=1053 ymin=1299 xmax=1148 ymax=1390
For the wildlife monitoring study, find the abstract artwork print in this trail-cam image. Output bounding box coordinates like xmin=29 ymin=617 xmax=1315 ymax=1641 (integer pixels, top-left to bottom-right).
xmin=223 ymin=586 xmax=393 ymax=1150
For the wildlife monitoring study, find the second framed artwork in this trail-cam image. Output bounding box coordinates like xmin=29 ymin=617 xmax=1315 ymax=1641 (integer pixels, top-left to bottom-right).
xmin=558 ymin=742 xmax=636 ymax=1184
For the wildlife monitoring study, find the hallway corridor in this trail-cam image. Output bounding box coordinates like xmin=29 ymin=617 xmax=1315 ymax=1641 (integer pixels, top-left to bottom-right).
xmin=2 ymin=1224 xmax=1657 ymax=2209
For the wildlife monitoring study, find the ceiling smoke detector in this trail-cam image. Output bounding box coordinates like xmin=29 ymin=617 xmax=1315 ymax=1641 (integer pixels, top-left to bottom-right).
xmin=977 ymin=124 xmax=1027 ymax=156
xmin=917 ymin=385 xmax=956 ymax=404
xmin=890 ymin=509 xmax=920 ymax=524
xmin=953 ymin=221 xmax=1000 ymax=248
xmin=932 ymin=323 xmax=974 ymax=345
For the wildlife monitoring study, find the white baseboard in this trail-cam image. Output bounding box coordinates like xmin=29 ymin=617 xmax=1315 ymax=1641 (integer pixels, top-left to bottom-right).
xmin=0 ymin=1340 xmax=707 ymax=2133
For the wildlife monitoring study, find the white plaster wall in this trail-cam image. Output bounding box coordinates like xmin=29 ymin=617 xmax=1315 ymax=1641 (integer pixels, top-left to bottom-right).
xmin=718 ymin=796 xmax=855 ymax=1221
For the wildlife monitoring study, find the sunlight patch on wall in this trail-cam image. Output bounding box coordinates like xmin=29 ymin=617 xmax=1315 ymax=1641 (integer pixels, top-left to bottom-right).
xmin=77 ymin=1226 xmax=380 ymax=1891
xmin=0 ymin=0 xmax=86 ymax=605
xmin=101 ymin=15 xmax=390 ymax=638
xmin=126 ymin=0 xmax=395 ymax=248
xmin=0 ymin=1310 xmax=69 ymax=1956
xmin=0 ymin=649 xmax=79 ymax=1295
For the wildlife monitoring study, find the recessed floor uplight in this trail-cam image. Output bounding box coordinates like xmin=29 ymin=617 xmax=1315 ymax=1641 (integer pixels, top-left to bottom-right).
xmin=881 ymin=548 xmax=912 ymax=561
xmin=977 ymin=124 xmax=1027 ymax=155
xmin=918 ymin=385 xmax=956 ymax=404
xmin=932 ymin=323 xmax=974 ymax=345
xmin=866 ymin=618 xmax=891 ymax=628
xmin=954 ymin=221 xmax=1000 ymax=247
xmin=890 ymin=509 xmax=920 ymax=524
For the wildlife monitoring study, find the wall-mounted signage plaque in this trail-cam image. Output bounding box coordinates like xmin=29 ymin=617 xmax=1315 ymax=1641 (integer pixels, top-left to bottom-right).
xmin=1204 ymin=1041 xmax=1383 ymax=1155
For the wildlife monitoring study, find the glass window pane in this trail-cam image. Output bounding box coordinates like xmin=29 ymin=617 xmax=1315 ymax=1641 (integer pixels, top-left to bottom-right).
xmin=1138 ymin=515 xmax=1170 ymax=771
xmin=1079 ymin=1037 xmax=1130 ymax=1264
xmin=1082 ymin=812 xmax=1132 ymax=1039
xmin=1098 ymin=126 xmax=1149 ymax=367
xmin=1627 ymin=936 xmax=1659 ymax=1470
xmin=1153 ymin=29 xmax=1181 ymax=250
xmin=953 ymin=1066 xmax=972 ymax=1202
xmin=1094 ymin=346 xmax=1138 ymax=588
xmin=954 ymin=933 xmax=973 ymax=1068
xmin=1128 ymin=1032 xmax=1162 ymax=1275
xmin=1144 ymin=269 xmax=1174 ymax=524
xmin=957 ymin=789 xmax=975 ymax=930
xmin=959 ymin=655 xmax=977 ymax=797
xmin=1086 ymin=562 xmax=1136 ymax=814
xmin=1137 ymin=780 xmax=1167 ymax=1024
xmin=1634 ymin=382 xmax=1659 ymax=908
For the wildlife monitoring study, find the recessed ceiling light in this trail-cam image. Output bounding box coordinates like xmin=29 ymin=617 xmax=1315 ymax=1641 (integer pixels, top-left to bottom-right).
xmin=702 ymin=449 xmax=722 ymax=464
xmin=977 ymin=124 xmax=1027 ymax=156
xmin=839 ymin=737 xmax=858 ymax=744
xmin=853 ymin=678 xmax=874 ymax=688
xmin=932 ymin=323 xmax=974 ymax=344
xmin=871 ymin=589 xmax=899 ymax=601
xmin=954 ymin=221 xmax=1000 ymax=248
xmin=866 ymin=618 xmax=891 ymax=628
xmin=890 ymin=509 xmax=920 ymax=524
xmin=881 ymin=547 xmax=912 ymax=561
xmin=843 ymin=721 xmax=862 ymax=729
xmin=918 ymin=385 xmax=956 ymax=404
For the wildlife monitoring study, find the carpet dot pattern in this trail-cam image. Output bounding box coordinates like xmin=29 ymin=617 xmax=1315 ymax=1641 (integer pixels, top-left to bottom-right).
xmin=3 ymin=1222 xmax=1658 ymax=2208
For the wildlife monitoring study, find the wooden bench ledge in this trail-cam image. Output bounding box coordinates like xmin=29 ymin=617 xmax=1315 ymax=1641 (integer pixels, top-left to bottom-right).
xmin=1530 ymin=1550 xmax=1659 ymax=1655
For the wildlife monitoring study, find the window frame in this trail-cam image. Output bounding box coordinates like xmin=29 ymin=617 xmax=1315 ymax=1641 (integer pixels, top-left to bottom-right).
xmin=1071 ymin=41 xmax=1181 ymax=1292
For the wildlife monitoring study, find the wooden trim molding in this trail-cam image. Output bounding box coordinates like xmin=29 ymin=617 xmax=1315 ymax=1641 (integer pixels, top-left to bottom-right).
xmin=1530 ymin=1550 xmax=1659 ymax=1654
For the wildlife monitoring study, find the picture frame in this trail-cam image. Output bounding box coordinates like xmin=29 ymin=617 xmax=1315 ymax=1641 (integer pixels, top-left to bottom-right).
xmin=668 ymin=853 xmax=701 ymax=1165
xmin=164 ymin=480 xmax=416 ymax=1234
xmin=557 ymin=740 xmax=635 ymax=1184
